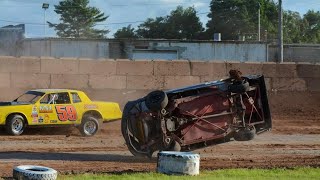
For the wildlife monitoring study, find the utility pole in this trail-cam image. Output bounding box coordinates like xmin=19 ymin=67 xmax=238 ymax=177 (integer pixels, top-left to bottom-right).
xmin=278 ymin=0 xmax=283 ymax=63
xmin=42 ymin=3 xmax=49 ymax=37
xmin=258 ymin=3 xmax=261 ymax=41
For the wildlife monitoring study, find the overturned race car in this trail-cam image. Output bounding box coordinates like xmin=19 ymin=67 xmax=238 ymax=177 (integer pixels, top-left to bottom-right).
xmin=122 ymin=70 xmax=272 ymax=157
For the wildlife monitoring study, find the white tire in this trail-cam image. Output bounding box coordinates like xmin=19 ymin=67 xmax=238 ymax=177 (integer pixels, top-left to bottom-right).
xmin=157 ymin=151 xmax=200 ymax=175
xmin=13 ymin=165 xmax=57 ymax=180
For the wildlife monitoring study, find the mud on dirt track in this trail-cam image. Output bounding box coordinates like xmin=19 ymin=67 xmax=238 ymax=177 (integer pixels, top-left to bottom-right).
xmin=0 ymin=111 xmax=320 ymax=177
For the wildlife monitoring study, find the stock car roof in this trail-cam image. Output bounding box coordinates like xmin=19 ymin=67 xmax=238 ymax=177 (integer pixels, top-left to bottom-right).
xmin=29 ymin=89 xmax=82 ymax=93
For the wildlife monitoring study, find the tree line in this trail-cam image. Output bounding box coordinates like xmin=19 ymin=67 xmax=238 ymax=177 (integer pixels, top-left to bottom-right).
xmin=48 ymin=0 xmax=320 ymax=43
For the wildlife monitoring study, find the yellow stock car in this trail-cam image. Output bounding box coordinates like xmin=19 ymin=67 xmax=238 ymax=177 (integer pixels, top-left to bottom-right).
xmin=0 ymin=89 xmax=122 ymax=136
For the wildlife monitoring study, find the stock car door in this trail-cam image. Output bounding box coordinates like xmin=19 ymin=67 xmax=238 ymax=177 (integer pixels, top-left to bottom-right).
xmin=69 ymin=92 xmax=85 ymax=124
xmin=39 ymin=92 xmax=77 ymax=125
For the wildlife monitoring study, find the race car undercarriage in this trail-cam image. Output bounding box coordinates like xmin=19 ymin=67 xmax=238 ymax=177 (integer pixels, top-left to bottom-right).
xmin=122 ymin=75 xmax=272 ymax=157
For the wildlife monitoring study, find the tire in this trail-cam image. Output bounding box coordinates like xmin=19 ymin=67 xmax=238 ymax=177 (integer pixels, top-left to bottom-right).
xmin=145 ymin=90 xmax=168 ymax=111
xmin=121 ymin=100 xmax=147 ymax=157
xmin=228 ymin=81 xmax=250 ymax=93
xmin=166 ymin=140 xmax=181 ymax=152
xmin=157 ymin=151 xmax=200 ymax=175
xmin=234 ymin=126 xmax=256 ymax=141
xmin=6 ymin=114 xmax=26 ymax=136
xmin=79 ymin=115 xmax=99 ymax=137
xmin=13 ymin=165 xmax=57 ymax=180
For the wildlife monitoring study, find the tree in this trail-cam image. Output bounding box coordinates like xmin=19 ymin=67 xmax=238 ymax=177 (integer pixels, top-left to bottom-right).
xmin=165 ymin=6 xmax=203 ymax=39
xmin=206 ymin=0 xmax=278 ymax=41
xmin=136 ymin=17 xmax=168 ymax=38
xmin=136 ymin=6 xmax=203 ymax=39
xmin=283 ymin=11 xmax=303 ymax=43
xmin=48 ymin=0 xmax=109 ymax=38
xmin=114 ymin=25 xmax=138 ymax=39
xmin=302 ymin=10 xmax=320 ymax=43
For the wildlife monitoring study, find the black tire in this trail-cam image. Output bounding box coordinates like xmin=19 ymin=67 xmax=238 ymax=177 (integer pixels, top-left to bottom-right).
xmin=228 ymin=81 xmax=250 ymax=93
xmin=145 ymin=90 xmax=168 ymax=111
xmin=234 ymin=126 xmax=256 ymax=141
xmin=121 ymin=100 xmax=148 ymax=157
xmin=13 ymin=165 xmax=57 ymax=180
xmin=166 ymin=140 xmax=181 ymax=152
xmin=6 ymin=114 xmax=26 ymax=136
xmin=79 ymin=115 xmax=99 ymax=137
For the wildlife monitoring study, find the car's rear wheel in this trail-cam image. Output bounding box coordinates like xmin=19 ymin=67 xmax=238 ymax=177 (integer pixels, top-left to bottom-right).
xmin=166 ymin=140 xmax=181 ymax=152
xmin=234 ymin=125 xmax=256 ymax=141
xmin=6 ymin=114 xmax=26 ymax=136
xmin=145 ymin=90 xmax=168 ymax=111
xmin=79 ymin=115 xmax=99 ymax=136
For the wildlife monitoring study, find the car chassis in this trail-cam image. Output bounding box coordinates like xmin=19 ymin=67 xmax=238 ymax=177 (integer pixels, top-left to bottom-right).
xmin=122 ymin=75 xmax=272 ymax=157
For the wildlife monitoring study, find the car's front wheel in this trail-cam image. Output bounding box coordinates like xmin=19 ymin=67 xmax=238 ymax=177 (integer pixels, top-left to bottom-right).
xmin=6 ymin=114 xmax=26 ymax=136
xmin=79 ymin=115 xmax=99 ymax=136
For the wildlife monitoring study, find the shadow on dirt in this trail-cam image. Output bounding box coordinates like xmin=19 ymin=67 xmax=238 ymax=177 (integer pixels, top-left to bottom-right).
xmin=0 ymin=126 xmax=81 ymax=136
xmin=0 ymin=151 xmax=156 ymax=163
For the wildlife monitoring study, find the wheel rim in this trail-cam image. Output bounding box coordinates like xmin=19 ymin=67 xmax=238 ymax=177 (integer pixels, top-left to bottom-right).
xmin=12 ymin=118 xmax=23 ymax=134
xmin=84 ymin=120 xmax=97 ymax=135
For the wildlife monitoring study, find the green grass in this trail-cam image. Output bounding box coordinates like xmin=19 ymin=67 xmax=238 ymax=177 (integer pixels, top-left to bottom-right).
xmin=59 ymin=167 xmax=320 ymax=180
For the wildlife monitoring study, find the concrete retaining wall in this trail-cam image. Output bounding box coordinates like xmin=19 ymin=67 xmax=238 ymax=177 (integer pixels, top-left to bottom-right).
xmin=0 ymin=56 xmax=319 ymax=108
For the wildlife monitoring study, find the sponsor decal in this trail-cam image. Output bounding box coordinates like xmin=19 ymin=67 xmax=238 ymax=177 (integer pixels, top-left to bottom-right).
xmin=31 ymin=105 xmax=38 ymax=118
xmin=44 ymin=114 xmax=50 ymax=124
xmin=50 ymin=120 xmax=58 ymax=123
xmin=32 ymin=117 xmax=38 ymax=123
xmin=38 ymin=116 xmax=44 ymax=123
xmin=84 ymin=104 xmax=98 ymax=109
xmin=55 ymin=105 xmax=77 ymax=121
xmin=39 ymin=105 xmax=53 ymax=113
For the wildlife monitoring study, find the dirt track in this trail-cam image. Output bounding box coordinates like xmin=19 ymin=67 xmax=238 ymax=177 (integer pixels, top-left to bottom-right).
xmin=0 ymin=110 xmax=319 ymax=178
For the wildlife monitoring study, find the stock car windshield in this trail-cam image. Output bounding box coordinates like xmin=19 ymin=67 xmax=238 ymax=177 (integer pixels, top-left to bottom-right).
xmin=14 ymin=91 xmax=45 ymax=104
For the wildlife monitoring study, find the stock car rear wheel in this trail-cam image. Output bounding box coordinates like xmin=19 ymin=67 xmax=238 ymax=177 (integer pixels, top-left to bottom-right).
xmin=234 ymin=126 xmax=256 ymax=141
xmin=79 ymin=115 xmax=99 ymax=136
xmin=166 ymin=140 xmax=181 ymax=152
xmin=145 ymin=90 xmax=168 ymax=111
xmin=6 ymin=114 xmax=26 ymax=136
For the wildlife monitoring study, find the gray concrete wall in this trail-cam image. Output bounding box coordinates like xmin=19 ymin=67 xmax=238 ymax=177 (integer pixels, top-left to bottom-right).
xmin=269 ymin=44 xmax=320 ymax=63
xmin=0 ymin=38 xmax=268 ymax=61
xmin=21 ymin=39 xmax=110 ymax=59
xmin=154 ymin=42 xmax=268 ymax=62
xmin=0 ymin=27 xmax=24 ymax=56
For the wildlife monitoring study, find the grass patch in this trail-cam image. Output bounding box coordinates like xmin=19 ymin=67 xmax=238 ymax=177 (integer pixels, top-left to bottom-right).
xmin=59 ymin=167 xmax=320 ymax=180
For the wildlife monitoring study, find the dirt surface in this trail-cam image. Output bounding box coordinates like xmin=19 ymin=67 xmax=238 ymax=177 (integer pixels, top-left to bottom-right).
xmin=0 ymin=92 xmax=320 ymax=177
xmin=0 ymin=112 xmax=319 ymax=178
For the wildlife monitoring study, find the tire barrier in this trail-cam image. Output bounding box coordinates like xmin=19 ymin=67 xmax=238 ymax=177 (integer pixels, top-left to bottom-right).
xmin=157 ymin=151 xmax=200 ymax=175
xmin=13 ymin=165 xmax=57 ymax=180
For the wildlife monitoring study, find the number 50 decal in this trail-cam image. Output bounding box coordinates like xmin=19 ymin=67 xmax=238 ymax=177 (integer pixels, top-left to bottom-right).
xmin=55 ymin=105 xmax=77 ymax=121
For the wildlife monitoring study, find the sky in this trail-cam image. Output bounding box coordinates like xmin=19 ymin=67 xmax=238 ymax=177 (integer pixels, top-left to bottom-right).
xmin=0 ymin=0 xmax=319 ymax=38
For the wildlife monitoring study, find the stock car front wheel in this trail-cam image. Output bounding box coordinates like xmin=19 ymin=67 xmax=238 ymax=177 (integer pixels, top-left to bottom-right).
xmin=79 ymin=115 xmax=99 ymax=136
xmin=121 ymin=100 xmax=148 ymax=157
xmin=6 ymin=114 xmax=26 ymax=136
